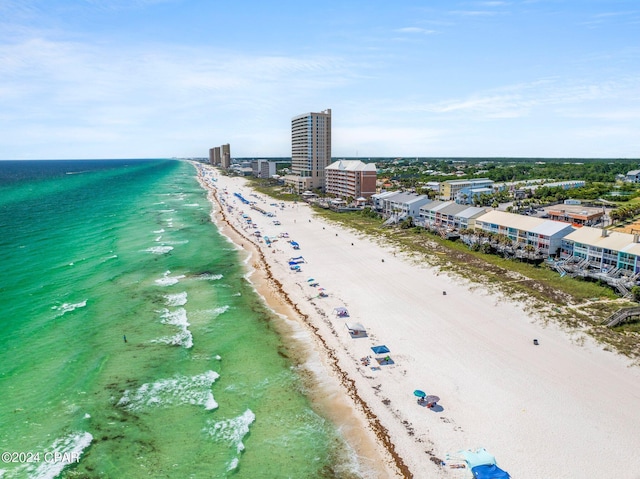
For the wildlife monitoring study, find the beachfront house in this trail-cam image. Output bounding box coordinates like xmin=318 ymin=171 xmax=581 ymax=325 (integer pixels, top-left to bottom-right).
xmin=371 ymin=191 xmax=399 ymax=211
xmin=553 ymin=227 xmax=640 ymax=294
xmin=418 ymin=201 xmax=487 ymax=230
xmin=474 ymin=210 xmax=574 ymax=257
xmin=559 ymin=227 xmax=640 ymax=274
xmin=373 ymin=191 xmax=430 ymax=222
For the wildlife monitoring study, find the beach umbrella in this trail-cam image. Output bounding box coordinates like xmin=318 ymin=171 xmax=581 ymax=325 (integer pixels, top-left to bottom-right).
xmin=413 ymin=390 xmax=426 ymax=398
xmin=425 ymin=395 xmax=440 ymax=404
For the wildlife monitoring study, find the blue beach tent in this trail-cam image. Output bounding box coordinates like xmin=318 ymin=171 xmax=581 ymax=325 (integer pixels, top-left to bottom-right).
xmin=371 ymin=345 xmax=390 ymax=354
xmin=461 ymin=449 xmax=510 ymax=479
xmin=471 ymin=464 xmax=510 ymax=479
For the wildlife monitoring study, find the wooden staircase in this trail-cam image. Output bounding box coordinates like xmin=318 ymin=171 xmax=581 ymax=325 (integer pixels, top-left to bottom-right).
xmin=604 ymin=306 xmax=640 ymax=327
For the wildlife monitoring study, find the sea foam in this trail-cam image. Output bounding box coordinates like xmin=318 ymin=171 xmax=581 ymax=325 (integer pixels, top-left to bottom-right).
xmin=194 ymin=273 xmax=223 ymax=281
xmin=155 ymin=271 xmax=185 ymax=286
xmin=52 ymin=300 xmax=87 ymax=317
xmin=145 ymin=246 xmax=174 ymax=255
xmin=152 ymin=329 xmax=193 ymax=349
xmin=153 ymin=307 xmax=193 ymax=348
xmin=26 ymin=431 xmax=93 ymax=479
xmin=158 ymin=307 xmax=188 ymax=326
xmin=204 ymin=409 xmax=256 ymax=472
xmin=211 ymin=305 xmax=230 ymax=317
xmin=117 ymin=371 xmax=220 ymax=411
xmin=164 ymin=292 xmax=187 ymax=306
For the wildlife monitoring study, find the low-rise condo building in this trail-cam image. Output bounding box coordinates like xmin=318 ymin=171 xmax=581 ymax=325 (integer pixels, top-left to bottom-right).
xmin=440 ymin=178 xmax=494 ymax=201
xmin=474 ymin=210 xmax=574 ymax=257
xmin=560 ymin=227 xmax=640 ymax=274
xmin=372 ymin=191 xmax=430 ymax=220
xmin=251 ymin=159 xmax=277 ymax=178
xmin=325 ymin=160 xmax=377 ymax=199
xmin=547 ymin=207 xmax=605 ymax=227
xmin=418 ymin=201 xmax=487 ymax=229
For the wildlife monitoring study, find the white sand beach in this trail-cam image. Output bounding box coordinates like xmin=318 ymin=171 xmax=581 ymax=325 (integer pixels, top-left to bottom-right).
xmin=196 ymin=164 xmax=640 ymax=479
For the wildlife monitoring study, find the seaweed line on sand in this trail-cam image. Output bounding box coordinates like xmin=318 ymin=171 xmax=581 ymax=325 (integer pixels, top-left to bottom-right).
xmin=203 ymin=175 xmax=412 ymax=479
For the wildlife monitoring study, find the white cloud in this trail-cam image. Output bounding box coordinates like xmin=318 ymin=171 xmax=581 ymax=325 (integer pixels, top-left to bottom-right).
xmin=0 ymin=1 xmax=637 ymax=159
xmin=394 ymin=27 xmax=437 ymax=35
xmin=0 ymin=30 xmax=364 ymax=157
xmin=333 ymin=126 xmax=446 ymax=157
xmin=389 ymin=75 xmax=640 ymax=123
xmin=448 ymin=10 xmax=500 ymax=16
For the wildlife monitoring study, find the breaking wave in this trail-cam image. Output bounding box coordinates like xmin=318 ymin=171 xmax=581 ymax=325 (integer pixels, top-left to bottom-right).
xmin=26 ymin=431 xmax=93 ymax=479
xmin=164 ymin=292 xmax=187 ymax=306
xmin=155 ymin=271 xmax=186 ymax=286
xmin=204 ymin=409 xmax=256 ymax=471
xmin=153 ymin=307 xmax=193 ymax=348
xmin=145 ymin=246 xmax=174 ymax=255
xmin=117 ymin=371 xmax=220 ymax=411
xmin=52 ymin=300 xmax=87 ymax=317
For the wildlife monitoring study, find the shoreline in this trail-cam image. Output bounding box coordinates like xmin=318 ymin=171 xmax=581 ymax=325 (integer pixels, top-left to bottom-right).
xmin=194 ymin=164 xmax=404 ymax=478
xmin=193 ymin=162 xmax=640 ymax=479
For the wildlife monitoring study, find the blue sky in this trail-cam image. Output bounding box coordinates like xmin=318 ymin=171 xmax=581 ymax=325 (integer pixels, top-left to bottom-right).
xmin=0 ymin=0 xmax=638 ymax=159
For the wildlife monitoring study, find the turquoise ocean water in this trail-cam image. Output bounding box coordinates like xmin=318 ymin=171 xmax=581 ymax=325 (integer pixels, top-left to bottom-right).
xmin=0 ymin=160 xmax=356 ymax=478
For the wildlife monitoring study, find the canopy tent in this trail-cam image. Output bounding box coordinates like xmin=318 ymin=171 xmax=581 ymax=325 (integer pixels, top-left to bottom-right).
xmin=461 ymin=449 xmax=496 ymax=469
xmin=345 ymin=322 xmax=366 ymax=335
xmin=334 ymin=307 xmax=349 ymax=316
xmin=371 ymin=345 xmax=390 ymax=355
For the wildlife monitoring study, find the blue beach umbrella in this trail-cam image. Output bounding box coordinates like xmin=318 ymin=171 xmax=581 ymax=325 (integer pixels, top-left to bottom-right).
xmin=413 ymin=390 xmax=426 ymax=398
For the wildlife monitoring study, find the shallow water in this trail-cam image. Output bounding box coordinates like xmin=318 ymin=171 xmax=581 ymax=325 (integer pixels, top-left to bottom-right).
xmin=0 ymin=159 xmax=357 ymax=478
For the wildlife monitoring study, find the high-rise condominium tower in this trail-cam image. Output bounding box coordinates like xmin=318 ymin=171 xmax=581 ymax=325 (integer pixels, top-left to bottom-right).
xmin=284 ymin=108 xmax=331 ymax=192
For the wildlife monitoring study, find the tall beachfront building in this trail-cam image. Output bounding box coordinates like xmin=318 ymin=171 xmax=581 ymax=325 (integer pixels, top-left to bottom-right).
xmin=284 ymin=109 xmax=332 ymax=192
xmin=208 ymin=146 xmax=222 ymax=166
xmin=212 ymin=146 xmax=221 ymax=166
xmin=221 ymin=144 xmax=231 ymax=169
